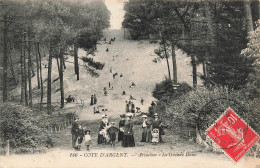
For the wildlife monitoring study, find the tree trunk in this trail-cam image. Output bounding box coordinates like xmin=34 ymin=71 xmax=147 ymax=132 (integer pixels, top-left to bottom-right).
xmin=24 ymin=32 xmax=28 ymax=106
xmin=204 ymin=1 xmax=217 ymax=71
xmin=163 ymin=42 xmax=171 ymax=81
xmin=2 ymin=15 xmax=8 ymax=102
xmin=174 ymin=8 xmax=197 ymax=89
xmin=74 ymin=43 xmax=79 ymax=80
xmin=203 ymin=48 xmax=208 ymax=79
xmin=171 ymin=42 xmax=177 ymax=84
xmin=8 ymin=50 xmax=17 ymax=85
xmin=27 ymin=31 xmax=33 ymax=108
xmin=202 ymin=61 xmax=207 ymax=79
xmin=20 ymin=31 xmax=25 ymax=104
xmin=63 ymin=57 xmax=66 ymax=69
xmin=56 ymin=56 xmax=60 ymax=74
xmin=191 ymin=47 xmax=197 ymax=90
xmin=244 ymin=0 xmax=254 ymax=33
xmin=37 ymin=42 xmax=44 ymax=111
xmin=204 ymin=1 xmax=217 ymax=48
xmin=187 ymin=29 xmax=197 ymax=90
xmin=47 ymin=42 xmax=53 ymax=115
xmin=35 ymin=42 xmax=40 ymax=89
xmin=59 ymin=48 xmax=64 ymax=108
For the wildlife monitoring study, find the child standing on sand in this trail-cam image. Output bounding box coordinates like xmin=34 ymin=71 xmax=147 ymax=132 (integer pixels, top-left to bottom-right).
xmin=84 ymin=130 xmax=92 ymax=151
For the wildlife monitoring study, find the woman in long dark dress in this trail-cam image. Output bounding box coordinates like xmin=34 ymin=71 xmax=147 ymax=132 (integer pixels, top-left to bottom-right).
xmin=90 ymin=95 xmax=94 ymax=105
xmin=98 ymin=115 xmax=108 ymax=144
xmin=122 ymin=113 xmax=135 ymax=147
xmin=118 ymin=114 xmax=126 ymax=141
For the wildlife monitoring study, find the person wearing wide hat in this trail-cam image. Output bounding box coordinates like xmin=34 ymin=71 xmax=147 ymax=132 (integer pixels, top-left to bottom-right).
xmin=140 ymin=115 xmax=151 ymax=142
xmin=151 ymin=113 xmax=163 ymax=143
xmin=118 ymin=114 xmax=126 ymax=141
xmin=98 ymin=114 xmax=109 ymax=144
xmin=122 ymin=113 xmax=135 ymax=147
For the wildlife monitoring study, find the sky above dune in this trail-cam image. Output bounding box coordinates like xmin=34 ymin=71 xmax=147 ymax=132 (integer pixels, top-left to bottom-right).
xmin=105 ymin=0 xmax=127 ymax=29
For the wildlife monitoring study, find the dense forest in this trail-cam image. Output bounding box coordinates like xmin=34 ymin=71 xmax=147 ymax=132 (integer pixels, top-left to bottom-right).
xmin=0 ymin=0 xmax=259 ymax=156
xmin=122 ymin=0 xmax=260 ymax=144
xmin=0 ymin=0 xmax=110 ymax=153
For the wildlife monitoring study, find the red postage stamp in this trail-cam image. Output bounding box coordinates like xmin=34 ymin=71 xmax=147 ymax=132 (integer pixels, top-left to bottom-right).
xmin=206 ymin=108 xmax=259 ymax=162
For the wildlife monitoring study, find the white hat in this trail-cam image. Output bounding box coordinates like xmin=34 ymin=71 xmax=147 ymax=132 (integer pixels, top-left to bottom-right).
xmin=154 ymin=113 xmax=158 ymax=116
xmin=102 ymin=114 xmax=107 ymax=118
xmin=126 ymin=113 xmax=133 ymax=117
xmin=142 ymin=115 xmax=147 ymax=118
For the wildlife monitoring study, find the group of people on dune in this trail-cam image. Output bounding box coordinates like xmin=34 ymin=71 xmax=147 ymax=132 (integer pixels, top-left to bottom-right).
xmin=71 ymin=111 xmax=165 ymax=151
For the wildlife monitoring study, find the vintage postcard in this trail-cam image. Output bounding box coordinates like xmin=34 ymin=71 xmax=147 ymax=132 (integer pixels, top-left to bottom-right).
xmin=0 ymin=0 xmax=259 ymax=167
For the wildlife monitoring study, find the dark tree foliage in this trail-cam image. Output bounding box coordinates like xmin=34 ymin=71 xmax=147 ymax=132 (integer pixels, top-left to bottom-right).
xmin=122 ymin=0 xmax=159 ymax=39
xmin=123 ymin=0 xmax=259 ymax=90
xmin=77 ymin=31 xmax=98 ymax=51
xmin=206 ymin=1 xmax=256 ymax=90
xmin=77 ymin=0 xmax=110 ymax=51
xmin=0 ymin=103 xmax=50 ymax=153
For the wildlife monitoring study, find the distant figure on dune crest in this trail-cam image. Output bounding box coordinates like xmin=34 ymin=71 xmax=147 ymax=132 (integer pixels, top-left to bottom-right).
xmin=94 ymin=94 xmax=97 ymax=104
xmin=113 ymin=73 xmax=118 ymax=79
xmin=96 ymin=107 xmax=100 ymax=113
xmin=151 ymin=101 xmax=156 ymax=107
xmin=131 ymin=103 xmax=135 ymax=113
xmin=65 ymin=95 xmax=75 ymax=103
xmin=136 ymin=107 xmax=141 ymax=113
xmin=104 ymin=87 xmax=107 ymax=96
xmin=129 ymin=82 xmax=136 ymax=88
xmin=90 ymin=95 xmax=94 ymax=106
xmin=130 ymin=95 xmax=136 ymax=100
xmin=125 ymin=101 xmax=130 ymax=112
xmin=141 ymin=98 xmax=144 ymax=105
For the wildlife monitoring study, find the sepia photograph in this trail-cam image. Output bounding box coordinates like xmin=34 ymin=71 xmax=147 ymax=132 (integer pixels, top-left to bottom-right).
xmin=0 ymin=0 xmax=259 ymax=167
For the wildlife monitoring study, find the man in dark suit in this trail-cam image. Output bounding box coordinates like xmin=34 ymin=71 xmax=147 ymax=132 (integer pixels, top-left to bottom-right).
xmin=151 ymin=113 xmax=163 ymax=143
xmin=71 ymin=117 xmax=79 ymax=149
xmin=140 ymin=115 xmax=151 ymax=142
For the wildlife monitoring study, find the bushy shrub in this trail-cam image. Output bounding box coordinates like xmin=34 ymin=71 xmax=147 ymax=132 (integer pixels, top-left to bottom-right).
xmin=152 ymin=80 xmax=192 ymax=100
xmin=82 ymin=57 xmax=105 ymax=70
xmin=156 ymin=86 xmax=259 ymax=137
xmin=0 ymin=103 xmax=50 ymax=154
xmin=152 ymin=79 xmax=173 ymax=100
